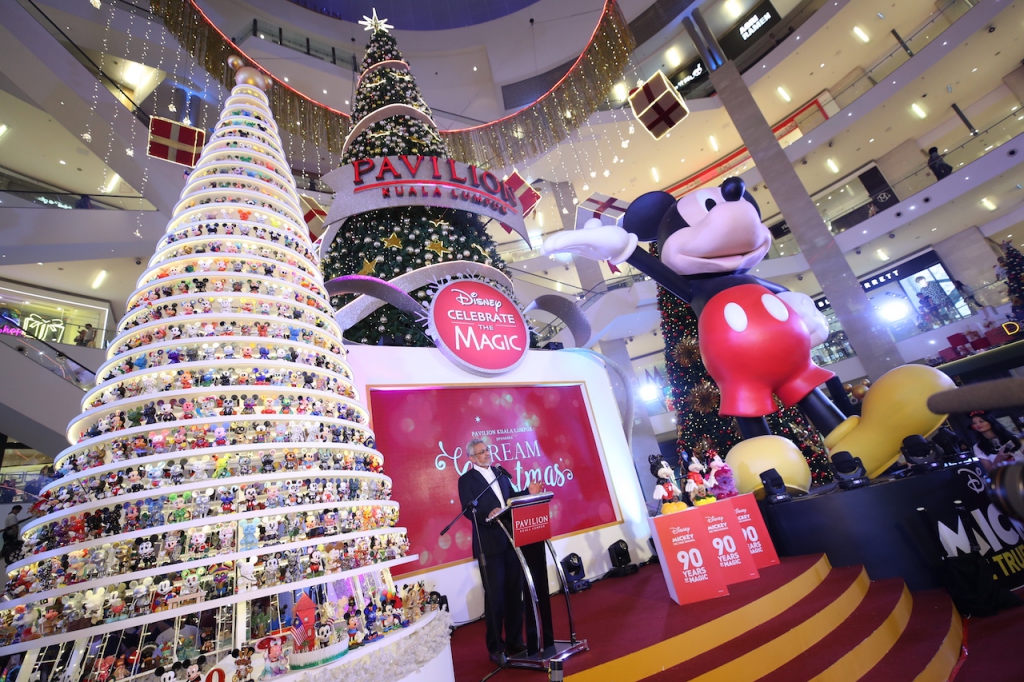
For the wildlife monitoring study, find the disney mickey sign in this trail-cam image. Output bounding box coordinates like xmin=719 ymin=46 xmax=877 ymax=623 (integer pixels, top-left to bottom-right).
xmin=427 ymin=280 xmax=529 ymax=375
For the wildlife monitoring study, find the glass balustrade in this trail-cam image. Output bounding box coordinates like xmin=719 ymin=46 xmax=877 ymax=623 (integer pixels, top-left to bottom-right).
xmin=0 ymin=320 xmax=97 ymax=390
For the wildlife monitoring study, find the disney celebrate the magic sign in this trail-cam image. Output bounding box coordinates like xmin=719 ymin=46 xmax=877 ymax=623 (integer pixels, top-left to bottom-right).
xmin=428 ymin=279 xmax=529 ymax=376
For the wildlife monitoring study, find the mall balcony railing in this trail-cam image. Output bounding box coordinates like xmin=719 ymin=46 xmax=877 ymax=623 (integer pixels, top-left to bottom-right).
xmin=0 ymin=318 xmax=97 ymax=391
xmin=234 ymin=18 xmax=358 ymax=71
xmin=764 ymin=103 xmax=1024 ymax=259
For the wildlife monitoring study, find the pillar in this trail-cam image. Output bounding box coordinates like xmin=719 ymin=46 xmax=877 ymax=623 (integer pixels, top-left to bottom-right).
xmin=931 ymin=226 xmax=1003 ymax=306
xmin=549 ymin=181 xmax=606 ymax=292
xmin=688 ymin=9 xmax=902 ymax=379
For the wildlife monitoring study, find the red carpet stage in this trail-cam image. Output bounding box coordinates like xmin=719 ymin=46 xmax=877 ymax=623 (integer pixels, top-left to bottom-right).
xmin=451 ymin=554 xmax=1024 ymax=682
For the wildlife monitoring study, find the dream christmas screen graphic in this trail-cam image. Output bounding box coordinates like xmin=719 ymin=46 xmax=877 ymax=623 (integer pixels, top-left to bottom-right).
xmin=368 ymin=384 xmax=619 ymax=574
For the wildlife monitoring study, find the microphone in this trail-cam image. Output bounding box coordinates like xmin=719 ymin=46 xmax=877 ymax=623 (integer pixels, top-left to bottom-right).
xmin=493 ymin=465 xmax=513 ymax=480
xmin=926 ymin=377 xmax=1024 ymax=415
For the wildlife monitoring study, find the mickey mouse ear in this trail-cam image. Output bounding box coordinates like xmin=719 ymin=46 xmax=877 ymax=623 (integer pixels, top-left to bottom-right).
xmin=623 ymin=191 xmax=677 ymax=242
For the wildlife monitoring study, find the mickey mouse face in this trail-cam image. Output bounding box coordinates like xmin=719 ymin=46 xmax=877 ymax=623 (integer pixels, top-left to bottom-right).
xmin=626 ymin=177 xmax=771 ymax=276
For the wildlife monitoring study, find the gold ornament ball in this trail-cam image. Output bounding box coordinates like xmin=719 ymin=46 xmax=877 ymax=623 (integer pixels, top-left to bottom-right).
xmin=235 ymin=66 xmax=272 ymax=90
xmin=227 ymin=55 xmax=245 ymax=71
xmin=860 ymin=378 xmax=871 ymax=387
xmin=843 ymin=383 xmax=854 ymax=393
xmin=850 ymin=384 xmax=869 ymax=400
xmin=725 ymin=435 xmax=811 ymax=496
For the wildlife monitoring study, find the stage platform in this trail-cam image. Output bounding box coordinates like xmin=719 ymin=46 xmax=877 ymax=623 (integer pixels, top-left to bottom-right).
xmin=450 ymin=554 xmax=1023 ymax=682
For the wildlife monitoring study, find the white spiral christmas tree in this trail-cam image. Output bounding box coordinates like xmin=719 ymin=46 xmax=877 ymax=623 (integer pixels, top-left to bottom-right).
xmin=0 ymin=61 xmax=437 ymax=681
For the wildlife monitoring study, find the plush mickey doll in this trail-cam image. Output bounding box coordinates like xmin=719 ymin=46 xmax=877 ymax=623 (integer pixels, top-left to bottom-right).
xmin=543 ymin=177 xmax=844 ymax=440
xmin=181 ymin=656 xmax=206 ymax=682
xmin=154 ymin=663 xmax=182 ymax=682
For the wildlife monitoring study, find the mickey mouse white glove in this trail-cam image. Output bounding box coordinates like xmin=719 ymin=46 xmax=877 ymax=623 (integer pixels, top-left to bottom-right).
xmin=777 ymin=291 xmax=829 ymax=347
xmin=540 ymin=219 xmax=638 ymax=265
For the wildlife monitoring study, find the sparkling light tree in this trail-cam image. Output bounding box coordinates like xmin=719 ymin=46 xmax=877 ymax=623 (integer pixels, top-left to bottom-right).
xmin=320 ymin=12 xmax=506 ymax=346
xmin=655 ymin=245 xmax=834 ymax=491
xmin=0 ymin=63 xmax=451 ymax=682
xmin=1003 ymin=241 xmax=1024 ymax=305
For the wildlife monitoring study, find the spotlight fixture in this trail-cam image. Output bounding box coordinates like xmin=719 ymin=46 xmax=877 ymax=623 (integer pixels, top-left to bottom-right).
xmin=560 ymin=553 xmax=591 ymax=593
xmin=607 ymin=539 xmax=639 ymax=577
xmin=831 ymin=452 xmax=870 ymax=489
xmin=900 ymin=435 xmax=941 ymax=471
xmin=760 ymin=469 xmax=792 ymax=504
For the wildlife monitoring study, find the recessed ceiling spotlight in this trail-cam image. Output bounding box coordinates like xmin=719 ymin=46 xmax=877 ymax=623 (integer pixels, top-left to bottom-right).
xmin=283 ymin=77 xmax=289 ymax=82
xmin=59 ymin=160 xmax=66 ymax=165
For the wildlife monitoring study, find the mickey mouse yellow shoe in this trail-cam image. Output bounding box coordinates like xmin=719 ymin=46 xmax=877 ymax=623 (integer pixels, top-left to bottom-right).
xmin=823 ymin=364 xmax=954 ymax=477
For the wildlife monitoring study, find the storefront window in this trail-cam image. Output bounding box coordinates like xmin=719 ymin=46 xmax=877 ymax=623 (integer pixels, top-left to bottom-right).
xmin=0 ymin=283 xmax=111 ymax=348
xmin=0 ymin=444 xmax=54 ymax=503
xmin=813 ymin=251 xmax=974 ymax=349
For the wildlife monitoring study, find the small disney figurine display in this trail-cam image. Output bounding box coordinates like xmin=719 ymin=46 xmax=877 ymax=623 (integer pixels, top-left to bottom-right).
xmin=648 ymin=454 xmax=686 ymax=515
xmin=705 ymin=453 xmax=738 ymax=499
xmin=685 ymin=456 xmax=718 ymax=506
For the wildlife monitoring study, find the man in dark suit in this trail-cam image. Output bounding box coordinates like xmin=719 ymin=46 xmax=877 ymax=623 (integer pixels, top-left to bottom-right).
xmin=458 ymin=438 xmax=542 ymax=666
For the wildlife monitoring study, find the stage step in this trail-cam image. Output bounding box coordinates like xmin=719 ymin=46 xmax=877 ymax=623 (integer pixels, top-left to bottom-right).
xmin=451 ymin=555 xmax=962 ymax=682
xmin=859 ymin=589 xmax=962 ymax=682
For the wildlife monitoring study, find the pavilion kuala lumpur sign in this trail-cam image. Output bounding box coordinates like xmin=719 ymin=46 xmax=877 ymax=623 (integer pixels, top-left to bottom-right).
xmin=319 ymin=155 xmax=532 ymax=257
xmin=427 ymin=279 xmax=529 ymax=376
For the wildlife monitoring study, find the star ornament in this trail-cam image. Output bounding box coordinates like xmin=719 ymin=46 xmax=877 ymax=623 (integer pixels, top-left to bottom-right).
xmin=425 ymin=240 xmax=451 ymax=257
xmin=382 ymin=233 xmax=403 ymax=249
xmin=359 ymin=8 xmax=394 ymax=34
xmin=358 ymin=259 xmax=377 ymax=276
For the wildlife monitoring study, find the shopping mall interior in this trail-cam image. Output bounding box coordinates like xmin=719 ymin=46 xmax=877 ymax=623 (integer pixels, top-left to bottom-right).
xmin=0 ymin=0 xmax=1023 ymax=680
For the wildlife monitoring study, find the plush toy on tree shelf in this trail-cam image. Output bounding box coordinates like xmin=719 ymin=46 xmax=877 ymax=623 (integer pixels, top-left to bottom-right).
xmin=705 ymin=453 xmax=737 ymax=500
xmin=542 ymin=177 xmax=954 ymax=490
xmin=685 ymin=456 xmax=717 ymax=506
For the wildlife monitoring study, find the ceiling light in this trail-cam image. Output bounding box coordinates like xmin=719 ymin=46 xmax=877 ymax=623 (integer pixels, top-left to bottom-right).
xmin=869 ymin=138 xmax=874 ymax=143
xmin=537 ymin=211 xmax=543 ymax=227
xmin=880 ymin=301 xmax=909 ymax=321
xmin=345 ymin=100 xmax=350 ymax=105
xmin=666 ymin=48 xmax=681 ymax=68
xmin=981 ymin=197 xmax=997 ymax=211
xmin=820 ymin=63 xmax=825 ymax=68
xmin=92 ymin=270 xmax=107 ymax=289
xmin=59 ymin=160 xmax=66 ymax=165
xmin=283 ymin=77 xmax=289 ymax=82
xmin=777 ymin=86 xmax=791 ymax=102
xmin=90 ymin=0 xmax=101 ymax=7
xmin=102 ymin=173 xmax=120 ymax=194
xmin=613 ymin=83 xmax=627 ymax=100
xmin=639 ymin=384 xmax=660 ymax=401
xmin=473 ymin=66 xmax=478 ymax=71
xmin=853 ymin=27 xmax=869 ymax=42
xmin=323 ymin=89 xmax=327 ymax=94
xmin=827 ymin=159 xmax=839 ymax=173
xmin=972 ymin=68 xmax=978 ymax=73
xmin=259 ymin=33 xmax=265 ymax=39
xmin=0 ymin=124 xmax=8 ymax=140
xmin=651 ymin=167 xmax=659 ymax=182
xmin=725 ymin=0 xmax=742 ymax=19
xmin=876 ymin=249 xmax=890 ymax=261
xmin=911 ymin=103 xmax=927 ymax=119
xmin=709 ymin=135 xmax=719 ymax=152
xmin=36 ymin=262 xmax=42 ymax=266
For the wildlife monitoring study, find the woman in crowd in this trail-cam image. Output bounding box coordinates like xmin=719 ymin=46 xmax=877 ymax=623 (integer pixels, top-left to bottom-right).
xmin=970 ymin=411 xmax=1024 ymax=471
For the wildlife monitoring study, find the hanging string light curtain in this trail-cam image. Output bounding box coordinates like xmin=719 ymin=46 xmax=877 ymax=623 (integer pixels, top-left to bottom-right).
xmin=150 ymin=0 xmax=635 ymax=168
xmin=151 ymin=0 xmax=351 ymax=150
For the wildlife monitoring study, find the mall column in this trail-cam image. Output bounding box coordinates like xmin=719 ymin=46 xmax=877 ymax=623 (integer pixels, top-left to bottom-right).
xmin=683 ymin=10 xmax=902 ymax=380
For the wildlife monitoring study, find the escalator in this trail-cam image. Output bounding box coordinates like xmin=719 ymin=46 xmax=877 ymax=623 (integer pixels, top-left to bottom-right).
xmin=0 ymin=321 xmax=101 ymax=457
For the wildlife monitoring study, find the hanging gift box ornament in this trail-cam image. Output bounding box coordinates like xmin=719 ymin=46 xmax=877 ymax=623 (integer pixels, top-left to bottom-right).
xmin=628 ymin=71 xmax=689 ymax=140
xmin=147 ymin=116 xmax=206 ymax=167
xmin=300 ymin=194 xmax=328 ymax=239
xmin=574 ymin=192 xmax=631 ymax=230
xmin=500 ymin=169 xmax=542 ymax=236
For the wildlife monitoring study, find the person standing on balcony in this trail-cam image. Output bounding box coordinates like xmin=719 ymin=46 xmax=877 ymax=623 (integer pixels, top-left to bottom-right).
xmin=916 ymin=276 xmax=956 ymax=324
xmin=927 ymin=147 xmax=953 ymax=180
xmin=952 ymin=279 xmax=994 ymax=323
xmin=82 ymin=323 xmax=96 ymax=348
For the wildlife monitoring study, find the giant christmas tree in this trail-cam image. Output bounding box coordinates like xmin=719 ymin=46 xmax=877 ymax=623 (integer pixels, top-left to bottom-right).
xmin=321 ymin=13 xmax=506 ymax=346
xmin=0 ymin=63 xmax=452 ymax=680
xmin=654 ymin=245 xmax=834 ymax=490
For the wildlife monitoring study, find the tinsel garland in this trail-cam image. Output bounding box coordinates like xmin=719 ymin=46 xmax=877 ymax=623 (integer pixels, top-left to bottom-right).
xmin=149 ymin=0 xmax=634 ymax=166
xmin=686 ymin=379 xmax=720 ymax=414
xmin=151 ymin=0 xmax=351 ymax=151
xmin=442 ymin=0 xmax=636 ymax=168
xmin=305 ymin=609 xmax=454 ymax=682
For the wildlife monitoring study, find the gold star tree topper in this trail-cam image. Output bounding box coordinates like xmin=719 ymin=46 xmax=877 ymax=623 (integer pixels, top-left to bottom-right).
xmin=359 ymin=9 xmax=394 ymax=34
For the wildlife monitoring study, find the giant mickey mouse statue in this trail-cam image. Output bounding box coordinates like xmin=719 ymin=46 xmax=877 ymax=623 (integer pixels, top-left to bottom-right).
xmin=543 ymin=177 xmax=954 ymax=492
